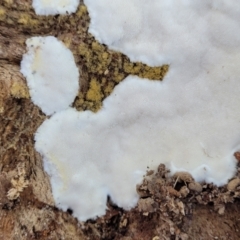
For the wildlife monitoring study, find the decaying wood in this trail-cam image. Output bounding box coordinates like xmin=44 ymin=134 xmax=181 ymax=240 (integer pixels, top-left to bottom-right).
xmin=1 ymin=1 xmax=240 ymax=239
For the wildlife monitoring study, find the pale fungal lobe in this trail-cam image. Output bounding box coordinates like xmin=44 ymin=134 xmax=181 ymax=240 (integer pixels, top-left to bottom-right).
xmin=20 ymin=36 xmax=79 ymax=116
xmin=32 ymin=0 xmax=80 ymax=15
xmin=34 ymin=0 xmax=240 ymax=221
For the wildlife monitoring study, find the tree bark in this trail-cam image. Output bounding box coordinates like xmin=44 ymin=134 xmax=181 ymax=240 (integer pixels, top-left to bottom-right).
xmin=0 ymin=1 xmax=239 ymax=240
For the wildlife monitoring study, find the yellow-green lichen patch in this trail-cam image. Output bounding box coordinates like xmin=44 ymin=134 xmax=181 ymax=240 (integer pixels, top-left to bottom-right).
xmin=103 ymin=80 xmax=115 ymax=96
xmin=10 ymin=81 xmax=30 ymax=99
xmin=124 ymin=62 xmax=169 ymax=80
xmin=75 ymin=92 xmax=102 ymax=112
xmin=18 ymin=13 xmax=39 ymax=27
xmin=78 ymin=41 xmax=112 ymax=74
xmin=86 ymin=78 xmax=103 ymax=102
xmin=76 ymin=4 xmax=88 ymax=18
xmin=81 ymin=78 xmax=104 ymax=112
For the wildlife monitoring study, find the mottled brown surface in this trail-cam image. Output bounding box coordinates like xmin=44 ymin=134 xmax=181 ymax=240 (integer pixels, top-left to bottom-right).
xmin=1 ymin=0 xmax=240 ymax=239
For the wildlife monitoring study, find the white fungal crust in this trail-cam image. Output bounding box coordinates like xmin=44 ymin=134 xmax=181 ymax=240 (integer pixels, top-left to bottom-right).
xmin=35 ymin=74 xmax=240 ymax=221
xmin=33 ymin=0 xmax=240 ymax=221
xmin=32 ymin=0 xmax=80 ymax=15
xmin=20 ymin=36 xmax=79 ymax=116
xmin=85 ymin=0 xmax=240 ymax=67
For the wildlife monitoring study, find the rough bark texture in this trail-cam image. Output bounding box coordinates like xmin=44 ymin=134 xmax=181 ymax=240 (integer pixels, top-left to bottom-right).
xmin=0 ymin=1 xmax=240 ymax=239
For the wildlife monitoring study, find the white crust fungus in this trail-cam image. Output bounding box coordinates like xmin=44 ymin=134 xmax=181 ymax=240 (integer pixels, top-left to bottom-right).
xmin=35 ymin=72 xmax=240 ymax=220
xmin=32 ymin=0 xmax=80 ymax=15
xmin=32 ymin=0 xmax=240 ymax=221
xmin=85 ymin=0 xmax=240 ymax=67
xmin=20 ymin=36 xmax=79 ymax=116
